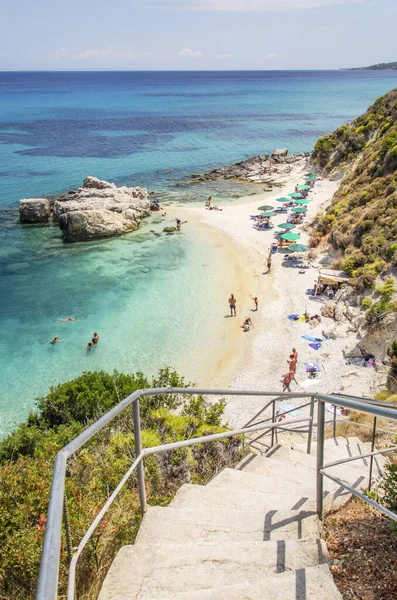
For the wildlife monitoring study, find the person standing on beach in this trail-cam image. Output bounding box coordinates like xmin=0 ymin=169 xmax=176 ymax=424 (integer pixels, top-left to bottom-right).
xmin=288 ymin=354 xmax=297 ymax=374
xmin=267 ymin=255 xmax=272 ymax=273
xmin=229 ymin=294 xmax=237 ymax=317
xmin=251 ymin=296 xmax=258 ymax=311
xmin=283 ymin=371 xmax=297 ymax=392
xmin=292 ymin=348 xmax=298 ymax=362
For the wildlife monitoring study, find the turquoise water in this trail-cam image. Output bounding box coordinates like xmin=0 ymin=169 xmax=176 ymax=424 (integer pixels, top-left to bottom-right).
xmin=1 ymin=70 xmax=397 ymax=435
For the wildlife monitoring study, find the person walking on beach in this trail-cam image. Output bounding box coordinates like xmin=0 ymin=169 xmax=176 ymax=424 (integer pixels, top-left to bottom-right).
xmin=292 ymin=348 xmax=298 ymax=362
xmin=251 ymin=296 xmax=258 ymax=311
xmin=267 ymin=255 xmax=272 ymax=273
xmin=283 ymin=371 xmax=297 ymax=393
xmin=175 ymin=218 xmax=182 ymax=231
xmin=229 ymin=294 xmax=237 ymax=317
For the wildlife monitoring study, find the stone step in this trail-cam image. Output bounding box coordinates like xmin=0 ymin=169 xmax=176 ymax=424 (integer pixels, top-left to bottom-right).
xmin=135 ymin=506 xmax=321 ymax=546
xmin=209 ymin=468 xmax=353 ymax=509
xmin=266 ymin=444 xmax=381 ymax=476
xmin=141 ymin=563 xmax=343 ymax=600
xmin=98 ymin=539 xmax=330 ymax=600
xmin=292 ymin=437 xmax=386 ymax=477
xmin=170 ymin=483 xmax=315 ymax=512
xmin=241 ymin=453 xmax=375 ymax=487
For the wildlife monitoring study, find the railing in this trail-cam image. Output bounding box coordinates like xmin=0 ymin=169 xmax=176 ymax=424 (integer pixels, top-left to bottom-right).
xmin=36 ymin=388 xmax=397 ymax=600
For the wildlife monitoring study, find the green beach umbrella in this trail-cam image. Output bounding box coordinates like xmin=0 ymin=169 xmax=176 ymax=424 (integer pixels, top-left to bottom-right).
xmin=277 ymin=223 xmax=295 ymax=230
xmin=304 ymin=176 xmax=316 ymax=181
xmin=276 ymin=197 xmax=291 ymax=203
xmin=291 ymin=207 xmax=308 ymax=213
xmin=288 ymin=192 xmax=303 ymax=199
xmin=295 ymin=198 xmax=311 ymax=205
xmin=260 ymin=211 xmax=276 ymax=217
xmin=257 ymin=204 xmax=274 ymax=211
xmin=287 ymin=243 xmax=310 ymax=252
xmin=280 ymin=232 xmax=301 ymax=241
xmin=297 ymin=184 xmax=311 ymax=190
xmin=305 ymin=172 xmax=316 ymax=178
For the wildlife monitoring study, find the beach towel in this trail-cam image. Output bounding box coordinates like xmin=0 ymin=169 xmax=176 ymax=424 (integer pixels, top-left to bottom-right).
xmin=288 ymin=314 xmax=300 ymax=321
xmin=302 ymin=335 xmax=323 ymax=343
xmin=279 ymin=404 xmax=302 ymax=417
xmin=304 ymin=361 xmax=321 ymax=372
xmin=306 ymin=289 xmax=315 ymax=296
xmin=309 ymin=343 xmax=321 ymax=350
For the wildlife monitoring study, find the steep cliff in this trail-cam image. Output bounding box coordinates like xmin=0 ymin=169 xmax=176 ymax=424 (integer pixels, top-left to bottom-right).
xmin=312 ymin=88 xmax=397 ymax=291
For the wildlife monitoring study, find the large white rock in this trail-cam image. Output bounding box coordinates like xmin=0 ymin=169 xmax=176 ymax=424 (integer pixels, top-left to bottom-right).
xmin=53 ymin=177 xmax=150 ymax=241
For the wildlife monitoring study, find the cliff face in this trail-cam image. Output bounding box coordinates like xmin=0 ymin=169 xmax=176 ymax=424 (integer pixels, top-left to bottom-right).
xmin=311 ymin=88 xmax=397 ymax=290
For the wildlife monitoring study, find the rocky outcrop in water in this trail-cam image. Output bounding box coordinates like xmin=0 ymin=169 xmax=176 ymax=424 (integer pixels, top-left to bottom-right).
xmin=19 ymin=176 xmax=150 ymax=242
xmin=187 ymin=149 xmax=310 ymax=186
xmin=19 ymin=198 xmax=52 ymax=223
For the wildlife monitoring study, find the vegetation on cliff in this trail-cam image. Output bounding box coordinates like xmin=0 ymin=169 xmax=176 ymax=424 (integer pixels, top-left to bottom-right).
xmin=311 ymin=88 xmax=397 ymax=295
xmin=0 ymin=369 xmax=242 ymax=600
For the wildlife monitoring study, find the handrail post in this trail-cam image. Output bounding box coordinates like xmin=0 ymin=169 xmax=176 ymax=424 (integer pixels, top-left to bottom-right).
xmin=271 ymin=400 xmax=276 ymax=447
xmin=307 ymin=395 xmax=315 ymax=454
xmin=316 ymin=399 xmax=325 ymax=519
xmin=132 ymin=400 xmax=147 ymax=515
xmin=333 ymin=405 xmax=337 ymax=438
xmin=368 ymin=416 xmax=377 ymax=491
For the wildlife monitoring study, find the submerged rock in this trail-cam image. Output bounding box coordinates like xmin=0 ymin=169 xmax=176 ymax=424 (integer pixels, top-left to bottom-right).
xmin=19 ymin=198 xmax=51 ymax=223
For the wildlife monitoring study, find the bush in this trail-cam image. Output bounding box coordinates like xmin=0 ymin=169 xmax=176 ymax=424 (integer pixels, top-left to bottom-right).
xmin=381 ymin=463 xmax=397 ymax=513
xmin=361 ymin=297 xmax=373 ymax=309
xmin=0 ymin=370 xmax=243 ymax=600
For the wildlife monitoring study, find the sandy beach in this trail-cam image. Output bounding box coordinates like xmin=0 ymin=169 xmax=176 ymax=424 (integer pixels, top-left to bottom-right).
xmin=166 ymin=165 xmax=382 ymax=427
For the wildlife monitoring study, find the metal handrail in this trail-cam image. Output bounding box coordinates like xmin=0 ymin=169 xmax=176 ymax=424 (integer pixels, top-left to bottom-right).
xmin=36 ymin=388 xmax=397 ymax=600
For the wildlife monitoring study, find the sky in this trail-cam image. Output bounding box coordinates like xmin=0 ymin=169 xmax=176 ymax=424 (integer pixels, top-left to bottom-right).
xmin=0 ymin=0 xmax=396 ymax=70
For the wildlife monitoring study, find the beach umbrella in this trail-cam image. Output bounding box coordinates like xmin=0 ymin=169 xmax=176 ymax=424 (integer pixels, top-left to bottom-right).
xmin=280 ymin=232 xmax=301 ymax=241
xmin=288 ymin=192 xmax=303 ymax=199
xmin=291 ymin=207 xmax=308 ymax=213
xmin=276 ymin=197 xmax=291 ymax=203
xmin=304 ymin=176 xmax=316 ymax=181
xmin=257 ymin=204 xmax=274 ymax=211
xmin=260 ymin=211 xmax=276 ymax=217
xmin=277 ymin=223 xmax=295 ymax=230
xmin=305 ymin=172 xmax=316 ymax=178
xmin=295 ymin=198 xmax=311 ymax=205
xmin=297 ymin=184 xmax=311 ymax=190
xmin=287 ymin=243 xmax=310 ymax=252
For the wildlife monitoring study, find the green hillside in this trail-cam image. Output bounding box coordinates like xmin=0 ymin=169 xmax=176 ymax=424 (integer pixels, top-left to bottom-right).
xmin=311 ymin=88 xmax=397 ymax=292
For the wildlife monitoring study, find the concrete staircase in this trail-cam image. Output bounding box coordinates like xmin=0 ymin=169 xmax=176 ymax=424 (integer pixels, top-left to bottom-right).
xmin=99 ymin=436 xmax=386 ymax=600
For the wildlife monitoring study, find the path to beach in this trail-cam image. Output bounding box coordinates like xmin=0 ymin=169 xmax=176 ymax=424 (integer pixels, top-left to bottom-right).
xmin=167 ymin=166 xmax=380 ymax=427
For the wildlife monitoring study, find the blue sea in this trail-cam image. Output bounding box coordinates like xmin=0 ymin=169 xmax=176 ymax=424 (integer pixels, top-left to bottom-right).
xmin=1 ymin=70 xmax=397 ymax=435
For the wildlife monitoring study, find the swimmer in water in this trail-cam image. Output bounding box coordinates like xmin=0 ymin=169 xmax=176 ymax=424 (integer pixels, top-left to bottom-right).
xmin=92 ymin=332 xmax=99 ymax=344
xmin=86 ymin=342 xmax=94 ymax=351
xmin=58 ymin=317 xmax=77 ymax=322
xmin=50 ymin=336 xmax=64 ymax=345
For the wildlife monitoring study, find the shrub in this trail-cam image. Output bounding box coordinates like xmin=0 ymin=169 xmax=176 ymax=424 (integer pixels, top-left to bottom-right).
xmin=381 ymin=463 xmax=397 ymax=513
xmin=0 ymin=370 xmax=243 ymax=600
xmin=361 ymin=297 xmax=373 ymax=309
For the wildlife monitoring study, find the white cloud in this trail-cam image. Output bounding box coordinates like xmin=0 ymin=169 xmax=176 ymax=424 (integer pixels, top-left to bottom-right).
xmin=142 ymin=0 xmax=362 ymax=11
xmin=215 ymin=53 xmax=233 ymax=59
xmin=177 ymin=48 xmax=204 ymax=57
xmin=51 ymin=47 xmax=154 ymax=61
xmin=264 ymin=53 xmax=280 ymax=60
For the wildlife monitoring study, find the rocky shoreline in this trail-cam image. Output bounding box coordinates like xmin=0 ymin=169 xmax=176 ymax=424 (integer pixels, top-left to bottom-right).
xmin=186 ymin=148 xmax=310 ymax=187
xmin=19 ymin=176 xmax=150 ymax=242
xmin=18 ymin=148 xmax=310 ymax=242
